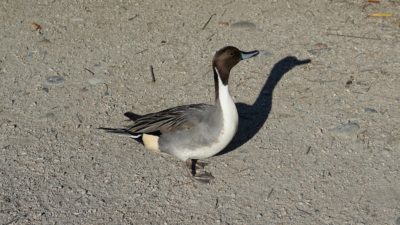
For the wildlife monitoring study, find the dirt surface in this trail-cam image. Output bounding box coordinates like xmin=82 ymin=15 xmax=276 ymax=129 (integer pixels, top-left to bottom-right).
xmin=1 ymin=0 xmax=399 ymax=224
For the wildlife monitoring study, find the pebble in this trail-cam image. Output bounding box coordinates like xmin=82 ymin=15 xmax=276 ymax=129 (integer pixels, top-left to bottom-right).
xmin=41 ymin=87 xmax=49 ymax=93
xmin=328 ymin=122 xmax=360 ymax=138
xmin=46 ymin=76 xmax=64 ymax=85
xmin=231 ymin=21 xmax=257 ymax=30
xmin=44 ymin=112 xmax=55 ymax=119
xmin=396 ymin=216 xmax=400 ymax=225
xmin=364 ymin=107 xmax=378 ymax=113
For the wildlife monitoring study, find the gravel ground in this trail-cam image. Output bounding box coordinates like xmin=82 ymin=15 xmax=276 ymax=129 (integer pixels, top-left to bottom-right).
xmin=1 ymin=0 xmax=399 ymax=224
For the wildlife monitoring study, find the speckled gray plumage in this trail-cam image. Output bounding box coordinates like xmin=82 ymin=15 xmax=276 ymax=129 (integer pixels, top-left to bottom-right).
xmin=157 ymin=104 xmax=222 ymax=156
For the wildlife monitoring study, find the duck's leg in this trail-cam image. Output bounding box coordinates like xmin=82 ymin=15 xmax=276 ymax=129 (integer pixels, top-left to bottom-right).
xmin=195 ymin=160 xmax=209 ymax=169
xmin=185 ymin=159 xmax=196 ymax=176
xmin=184 ymin=159 xmax=214 ymax=183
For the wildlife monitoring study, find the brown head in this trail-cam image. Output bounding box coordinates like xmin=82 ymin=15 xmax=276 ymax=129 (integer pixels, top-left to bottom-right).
xmin=212 ymin=46 xmax=259 ymax=85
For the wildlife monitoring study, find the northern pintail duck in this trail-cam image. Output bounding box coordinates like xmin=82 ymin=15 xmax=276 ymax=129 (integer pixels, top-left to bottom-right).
xmin=100 ymin=46 xmax=259 ymax=182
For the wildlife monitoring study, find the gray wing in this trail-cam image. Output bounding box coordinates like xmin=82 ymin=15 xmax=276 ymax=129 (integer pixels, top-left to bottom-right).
xmin=126 ymin=104 xmax=216 ymax=133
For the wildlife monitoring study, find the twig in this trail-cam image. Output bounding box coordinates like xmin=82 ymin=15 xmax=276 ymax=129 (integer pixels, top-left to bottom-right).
xmin=124 ymin=85 xmax=135 ymax=93
xmin=4 ymin=214 xmax=27 ymax=225
xmin=223 ymin=0 xmax=234 ymax=6
xmin=102 ymin=83 xmax=110 ymax=96
xmin=202 ymin=13 xmax=216 ymax=30
xmin=4 ymin=217 xmax=20 ymax=225
xmin=84 ymin=67 xmax=95 ymax=75
xmin=296 ymin=206 xmax=312 ymax=216
xmin=235 ymin=168 xmax=251 ymax=174
xmin=172 ymin=181 xmax=193 ymax=187
xmin=128 ymin=14 xmax=138 ymax=21
xmin=221 ymin=9 xmax=228 ymax=17
xmin=26 ymin=129 xmax=43 ymax=142
xmin=267 ymin=188 xmax=274 ymax=199
xmin=150 ymin=65 xmax=156 ymax=82
xmin=136 ymin=48 xmax=148 ymax=54
xmin=306 ymin=146 xmax=311 ymax=154
xmin=326 ymin=32 xmax=381 ymax=40
xmin=76 ymin=113 xmax=83 ymax=123
xmin=206 ymin=33 xmax=215 ymax=40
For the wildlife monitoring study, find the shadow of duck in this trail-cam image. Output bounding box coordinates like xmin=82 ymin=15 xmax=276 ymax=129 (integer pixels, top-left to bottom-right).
xmin=220 ymin=56 xmax=311 ymax=155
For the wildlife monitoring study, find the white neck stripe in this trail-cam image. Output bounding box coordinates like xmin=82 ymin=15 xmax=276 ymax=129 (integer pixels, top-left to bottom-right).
xmin=215 ymin=67 xmax=227 ymax=87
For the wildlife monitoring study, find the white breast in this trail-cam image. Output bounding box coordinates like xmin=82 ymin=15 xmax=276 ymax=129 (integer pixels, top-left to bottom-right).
xmin=176 ymin=68 xmax=238 ymax=160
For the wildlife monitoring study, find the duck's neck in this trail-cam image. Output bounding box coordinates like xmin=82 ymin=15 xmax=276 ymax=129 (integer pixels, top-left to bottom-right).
xmin=213 ymin=67 xmax=236 ymax=110
xmin=213 ymin=67 xmax=238 ymax=131
xmin=213 ymin=66 xmax=229 ymax=104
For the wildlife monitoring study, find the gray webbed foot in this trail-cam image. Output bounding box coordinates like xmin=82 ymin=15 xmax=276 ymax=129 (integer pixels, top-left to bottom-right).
xmin=193 ymin=171 xmax=215 ymax=183
xmin=185 ymin=159 xmax=214 ymax=183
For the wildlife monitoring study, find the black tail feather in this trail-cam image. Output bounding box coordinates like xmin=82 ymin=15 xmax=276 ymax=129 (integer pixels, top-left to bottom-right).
xmin=98 ymin=127 xmax=144 ymax=144
xmin=98 ymin=127 xmax=135 ymax=136
xmin=124 ymin=112 xmax=142 ymax=121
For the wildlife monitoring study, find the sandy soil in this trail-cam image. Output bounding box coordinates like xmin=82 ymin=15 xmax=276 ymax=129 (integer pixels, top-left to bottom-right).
xmin=1 ymin=0 xmax=399 ymax=224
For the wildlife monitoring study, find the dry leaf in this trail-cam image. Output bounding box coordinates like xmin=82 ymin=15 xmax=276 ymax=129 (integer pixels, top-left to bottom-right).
xmin=31 ymin=22 xmax=42 ymax=31
xmin=368 ymin=13 xmax=393 ymax=17
xmin=314 ymin=43 xmax=328 ymax=49
xmin=218 ymin=21 xmax=229 ymax=26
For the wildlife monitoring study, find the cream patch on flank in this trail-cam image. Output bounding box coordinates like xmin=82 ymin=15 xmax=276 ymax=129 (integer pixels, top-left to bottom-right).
xmin=143 ymin=134 xmax=160 ymax=153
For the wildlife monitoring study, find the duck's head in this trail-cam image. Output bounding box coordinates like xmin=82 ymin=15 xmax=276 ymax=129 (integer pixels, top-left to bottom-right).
xmin=212 ymin=46 xmax=259 ymax=85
